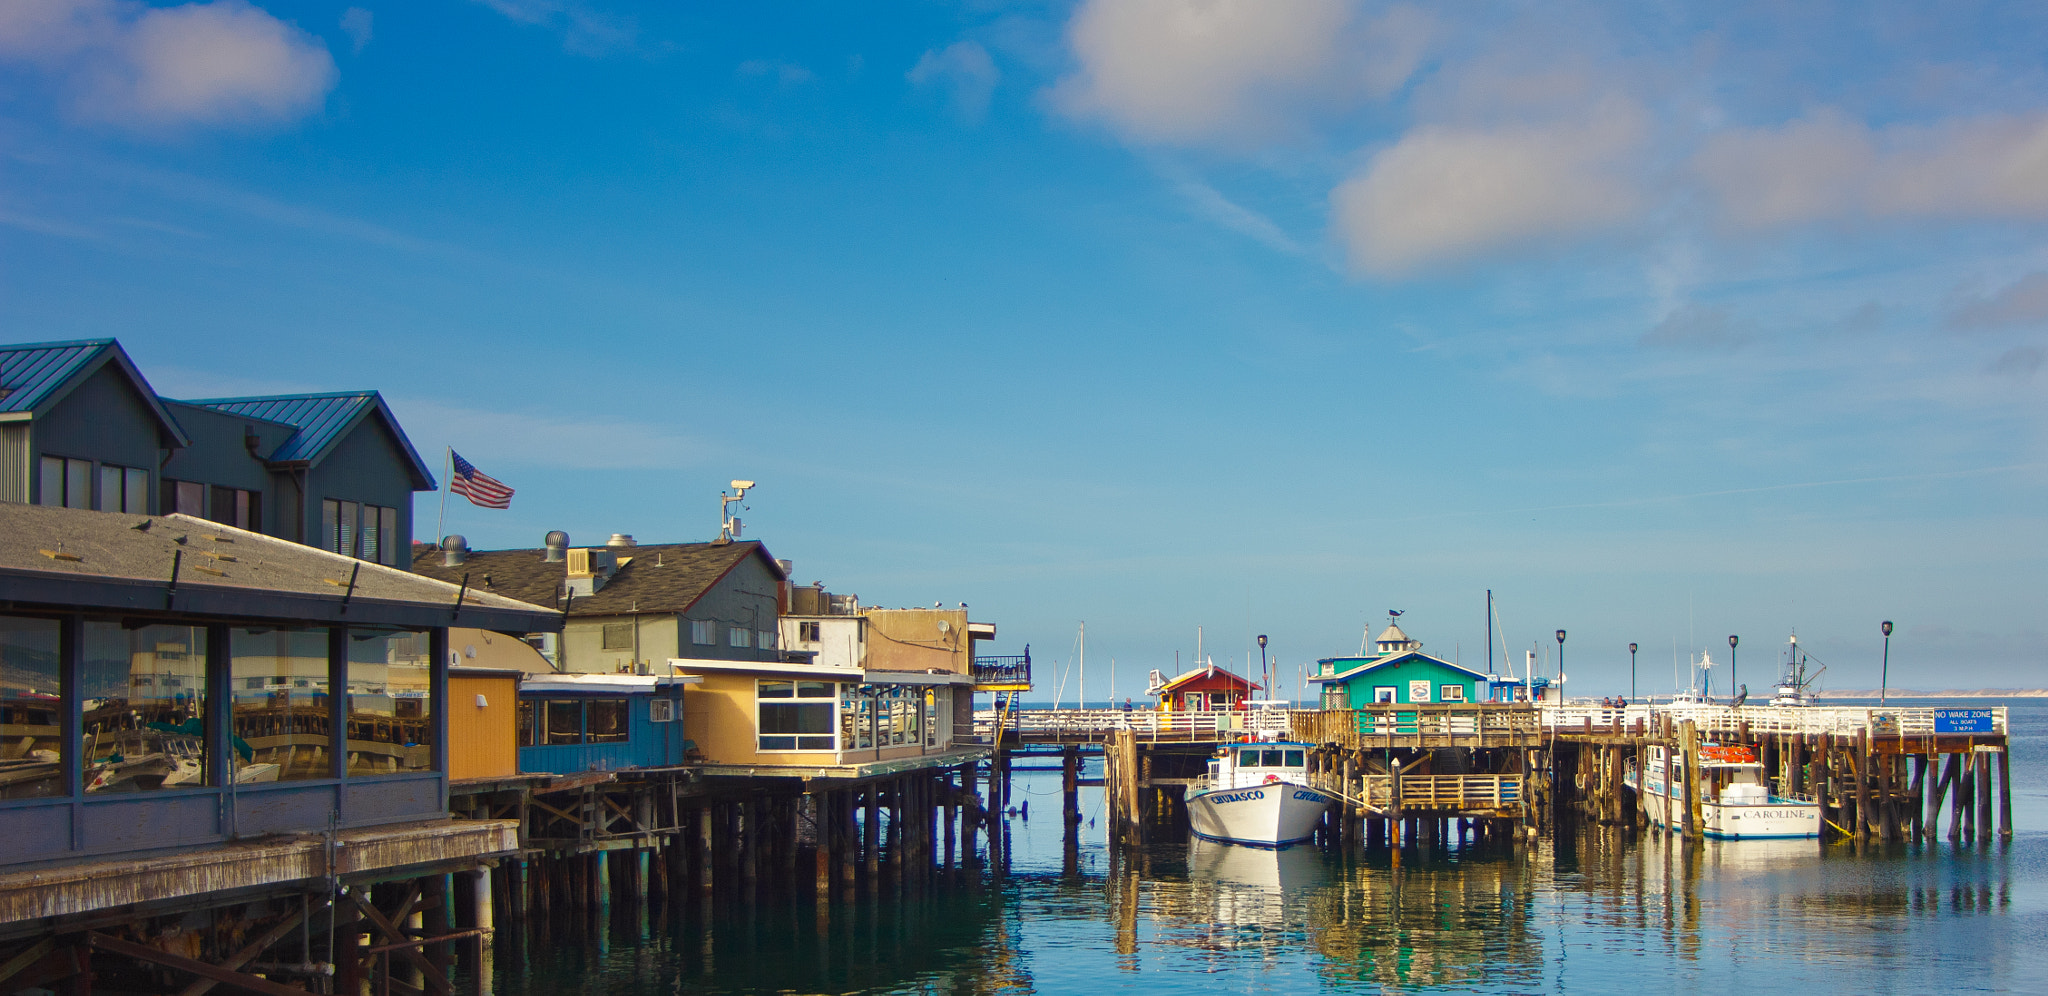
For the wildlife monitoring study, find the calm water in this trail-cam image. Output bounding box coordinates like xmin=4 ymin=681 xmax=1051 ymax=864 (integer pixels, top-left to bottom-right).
xmin=498 ymin=698 xmax=2048 ymax=994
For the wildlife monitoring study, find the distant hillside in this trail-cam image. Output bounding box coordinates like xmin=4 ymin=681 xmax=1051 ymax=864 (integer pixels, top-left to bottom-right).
xmin=1823 ymin=689 xmax=2048 ymax=698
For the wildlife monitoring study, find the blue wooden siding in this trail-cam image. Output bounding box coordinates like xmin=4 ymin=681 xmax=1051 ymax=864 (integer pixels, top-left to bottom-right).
xmin=517 ymin=690 xmax=688 ymax=774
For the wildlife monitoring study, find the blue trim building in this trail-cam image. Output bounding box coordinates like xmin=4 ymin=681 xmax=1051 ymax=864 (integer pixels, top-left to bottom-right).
xmin=516 ymin=674 xmax=697 ymax=773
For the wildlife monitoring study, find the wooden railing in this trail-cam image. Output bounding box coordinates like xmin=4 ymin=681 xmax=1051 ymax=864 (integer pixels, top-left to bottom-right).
xmin=966 ymin=707 xmax=1292 ymax=743
xmin=1537 ymin=703 xmax=2009 ymax=738
xmin=1341 ymin=774 xmax=1523 ymax=812
xmin=1290 ymin=706 xmax=1539 ymax=749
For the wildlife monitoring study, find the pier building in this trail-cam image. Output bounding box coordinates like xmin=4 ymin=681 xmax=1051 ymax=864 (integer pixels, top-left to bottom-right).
xmin=0 ymin=501 xmax=560 ymax=991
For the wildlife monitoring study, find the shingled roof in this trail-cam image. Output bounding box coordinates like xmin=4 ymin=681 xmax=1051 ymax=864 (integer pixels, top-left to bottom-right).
xmin=410 ymin=540 xmax=785 ymax=617
xmin=0 ymin=504 xmax=561 ymax=632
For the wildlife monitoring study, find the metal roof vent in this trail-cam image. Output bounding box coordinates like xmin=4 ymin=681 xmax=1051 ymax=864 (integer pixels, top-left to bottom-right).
xmin=607 ymin=533 xmax=636 ymax=549
xmin=441 ymin=535 xmax=470 ymax=567
xmin=543 ymin=530 xmax=570 ymax=562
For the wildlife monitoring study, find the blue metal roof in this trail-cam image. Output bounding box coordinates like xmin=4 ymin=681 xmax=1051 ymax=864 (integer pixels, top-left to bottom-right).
xmin=0 ymin=338 xmax=190 ymax=446
xmin=0 ymin=339 xmax=116 ymax=413
xmin=188 ymin=392 xmax=437 ymax=489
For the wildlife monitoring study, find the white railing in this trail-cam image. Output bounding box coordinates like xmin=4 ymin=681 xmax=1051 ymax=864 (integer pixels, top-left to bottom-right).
xmin=969 ymin=702 xmax=2008 ymax=743
xmin=969 ymin=707 xmax=1292 ymax=742
xmin=1536 ymin=703 xmax=2008 ymax=737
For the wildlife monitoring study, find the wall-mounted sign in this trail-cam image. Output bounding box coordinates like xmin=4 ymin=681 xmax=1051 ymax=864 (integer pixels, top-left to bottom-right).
xmin=1933 ymin=709 xmax=1994 ymax=734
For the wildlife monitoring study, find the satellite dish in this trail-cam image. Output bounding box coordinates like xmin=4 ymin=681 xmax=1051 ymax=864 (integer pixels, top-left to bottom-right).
xmin=464 ymin=645 xmax=477 ymax=658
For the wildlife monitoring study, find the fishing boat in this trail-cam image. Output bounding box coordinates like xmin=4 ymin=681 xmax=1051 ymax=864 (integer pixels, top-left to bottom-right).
xmin=1186 ymin=741 xmax=1333 ymax=848
xmin=1627 ymin=742 xmax=1820 ymax=839
xmin=1769 ymin=632 xmax=1825 ymax=707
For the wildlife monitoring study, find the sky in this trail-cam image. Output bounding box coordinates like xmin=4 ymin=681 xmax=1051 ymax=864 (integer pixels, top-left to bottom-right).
xmin=2 ymin=1 xmax=2044 ymax=698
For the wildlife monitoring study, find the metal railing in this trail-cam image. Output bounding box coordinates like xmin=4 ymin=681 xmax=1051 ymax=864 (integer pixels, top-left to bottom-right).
xmin=1536 ymin=703 xmax=2009 ymax=738
xmin=970 ymin=653 xmax=1032 ymax=688
xmin=967 ymin=707 xmax=1292 ymax=742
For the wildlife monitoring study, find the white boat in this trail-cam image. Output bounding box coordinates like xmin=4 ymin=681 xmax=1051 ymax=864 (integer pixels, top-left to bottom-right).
xmin=1769 ymin=632 xmax=1825 ymax=707
xmin=1628 ymin=743 xmax=1820 ymax=839
xmin=1186 ymin=741 xmax=1333 ymax=848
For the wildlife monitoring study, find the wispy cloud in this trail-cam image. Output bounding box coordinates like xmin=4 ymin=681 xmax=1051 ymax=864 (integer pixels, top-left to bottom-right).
xmin=470 ymin=0 xmax=639 ymax=57
xmin=1948 ymin=271 xmax=2048 ymax=331
xmin=1167 ymin=175 xmax=1301 ymax=254
xmin=908 ymin=41 xmax=1000 ymax=123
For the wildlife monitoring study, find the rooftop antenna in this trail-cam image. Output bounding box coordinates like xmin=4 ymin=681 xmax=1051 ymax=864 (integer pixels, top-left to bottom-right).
xmin=719 ymin=480 xmax=755 ymax=542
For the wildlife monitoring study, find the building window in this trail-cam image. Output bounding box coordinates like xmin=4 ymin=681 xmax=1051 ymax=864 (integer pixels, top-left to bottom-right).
xmin=925 ymin=688 xmax=939 ymax=747
xmin=1439 ymin=684 xmax=1467 ymax=702
xmin=602 ymin=622 xmax=633 ymax=651
xmin=96 ymin=465 xmax=149 ymax=514
xmin=209 ymin=486 xmax=261 ymax=532
xmin=691 ymin=620 xmax=716 ymax=646
xmin=1373 ymin=686 xmax=1397 ymax=703
xmin=649 ymin=698 xmax=675 ymax=723
xmin=167 ymin=480 xmax=206 ymax=516
xmin=322 ymin=500 xmax=397 ymax=563
xmin=38 ymin=455 xmax=92 ymax=509
xmin=345 ymin=627 xmax=433 ymax=776
xmin=0 ymin=615 xmax=63 ymax=799
xmin=798 ymin=621 xmax=821 ymax=643
xmin=757 ymin=679 xmax=834 ymax=751
xmin=518 ymin=700 xmax=538 ymax=746
xmin=587 ymin=700 xmax=627 ymax=743
xmin=729 ymin=627 xmax=751 ymax=649
xmin=231 ymin=627 xmax=331 ymax=782
xmin=758 ymin=629 xmax=775 ymax=650
xmin=84 ymin=621 xmax=208 ymax=793
xmin=544 ymin=700 xmax=583 ymax=744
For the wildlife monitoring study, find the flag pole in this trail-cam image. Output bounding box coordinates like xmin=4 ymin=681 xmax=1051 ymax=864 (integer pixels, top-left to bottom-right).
xmin=435 ymin=447 xmax=452 ymax=547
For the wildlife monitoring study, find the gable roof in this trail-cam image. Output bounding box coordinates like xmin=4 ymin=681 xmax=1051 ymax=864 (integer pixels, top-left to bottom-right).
xmin=0 ymin=338 xmax=190 ymax=446
xmin=183 ymin=392 xmax=436 ymax=489
xmin=1158 ymin=665 xmax=1261 ymax=694
xmin=410 ymin=540 xmax=786 ymax=618
xmin=1312 ymin=650 xmax=1490 ymax=683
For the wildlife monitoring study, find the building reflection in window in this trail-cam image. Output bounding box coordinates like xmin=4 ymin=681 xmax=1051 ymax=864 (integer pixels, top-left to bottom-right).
xmin=231 ymin=627 xmax=330 ymax=782
xmin=347 ymin=628 xmax=433 ymax=775
xmin=83 ymin=621 xmax=208 ymax=793
xmin=0 ymin=615 xmax=63 ymax=799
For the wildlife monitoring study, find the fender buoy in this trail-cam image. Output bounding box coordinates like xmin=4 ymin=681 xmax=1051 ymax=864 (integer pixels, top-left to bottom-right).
xmin=1264 ymin=774 xmax=1281 ymax=784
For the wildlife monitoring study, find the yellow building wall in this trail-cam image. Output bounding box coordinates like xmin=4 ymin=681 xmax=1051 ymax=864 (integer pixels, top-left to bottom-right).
xmin=679 ymin=671 xmax=957 ymax=767
xmin=448 ymin=672 xmax=520 ymax=780
xmin=449 ymin=628 xmax=555 ymax=674
xmin=862 ymin=608 xmax=969 ymax=674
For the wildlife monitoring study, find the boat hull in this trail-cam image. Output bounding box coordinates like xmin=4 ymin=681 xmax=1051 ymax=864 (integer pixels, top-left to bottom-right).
xmin=1187 ymin=781 xmax=1333 ymax=848
xmin=1640 ymin=785 xmax=1820 ymax=839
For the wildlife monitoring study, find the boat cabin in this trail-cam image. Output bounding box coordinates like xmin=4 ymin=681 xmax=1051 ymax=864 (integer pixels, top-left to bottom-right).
xmin=1208 ymin=743 xmax=1311 ymax=791
xmin=1154 ymin=665 xmax=1261 ymax=712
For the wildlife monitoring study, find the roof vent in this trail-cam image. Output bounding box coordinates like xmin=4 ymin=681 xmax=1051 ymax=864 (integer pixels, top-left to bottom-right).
xmin=607 ymin=533 xmax=636 ymax=549
xmin=442 ymin=535 xmax=470 ymax=567
xmin=544 ymin=530 xmax=570 ymax=562
xmin=776 ymin=559 xmax=792 ymax=576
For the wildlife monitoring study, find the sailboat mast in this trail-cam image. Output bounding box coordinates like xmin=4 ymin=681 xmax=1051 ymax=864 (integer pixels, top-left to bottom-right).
xmin=1078 ymin=622 xmax=1085 ymax=711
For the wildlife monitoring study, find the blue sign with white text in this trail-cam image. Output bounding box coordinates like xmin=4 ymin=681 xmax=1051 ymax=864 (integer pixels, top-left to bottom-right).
xmin=1934 ymin=709 xmax=1994 ymax=734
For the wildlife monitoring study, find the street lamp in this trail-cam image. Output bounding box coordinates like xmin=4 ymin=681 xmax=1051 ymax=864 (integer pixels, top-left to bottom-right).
xmin=1628 ymin=642 xmax=1638 ymax=701
xmin=1257 ymin=634 xmax=1269 ymax=704
xmin=1728 ymin=634 xmax=1739 ymax=704
xmin=1880 ymin=620 xmax=1894 ymax=705
xmin=1555 ymin=629 xmax=1566 ymax=701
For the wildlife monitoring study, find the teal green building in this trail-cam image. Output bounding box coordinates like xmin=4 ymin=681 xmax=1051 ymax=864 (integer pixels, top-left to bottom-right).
xmin=1310 ymin=624 xmax=1490 ymax=707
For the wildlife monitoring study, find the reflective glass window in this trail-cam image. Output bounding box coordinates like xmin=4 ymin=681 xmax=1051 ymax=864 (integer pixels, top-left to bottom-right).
xmin=545 ymin=700 xmax=583 ymax=744
xmin=231 ymin=627 xmax=330 ymax=782
xmin=0 ymin=616 xmax=62 ymax=799
xmin=346 ymin=628 xmax=433 ymax=775
xmin=83 ymin=622 xmax=208 ymax=793
xmin=587 ymin=699 xmax=627 ymax=743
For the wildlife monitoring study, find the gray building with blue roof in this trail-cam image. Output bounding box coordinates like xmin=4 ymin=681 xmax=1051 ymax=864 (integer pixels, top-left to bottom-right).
xmin=1 ymin=338 xmax=436 ymax=563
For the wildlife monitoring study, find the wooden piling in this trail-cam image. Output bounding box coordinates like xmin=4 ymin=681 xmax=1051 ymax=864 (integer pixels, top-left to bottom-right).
xmin=1998 ymin=747 xmax=2014 ymax=841
xmin=1975 ymin=752 xmax=1993 ymax=846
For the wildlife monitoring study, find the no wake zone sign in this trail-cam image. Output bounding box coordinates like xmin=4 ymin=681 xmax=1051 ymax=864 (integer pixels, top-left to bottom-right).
xmin=1933 ymin=709 xmax=1995 ymax=734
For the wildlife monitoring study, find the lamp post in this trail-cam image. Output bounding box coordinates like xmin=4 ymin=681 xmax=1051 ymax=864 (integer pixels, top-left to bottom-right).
xmin=1629 ymin=642 xmax=1638 ymax=701
xmin=1555 ymin=629 xmax=1566 ymax=702
xmin=1728 ymin=634 xmax=1739 ymax=704
xmin=1880 ymin=620 xmax=1893 ymax=705
xmin=1257 ymin=634 xmax=1269 ymax=705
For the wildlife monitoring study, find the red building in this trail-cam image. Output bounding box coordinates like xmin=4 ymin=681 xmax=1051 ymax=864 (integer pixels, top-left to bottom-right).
xmin=1154 ymin=664 xmax=1261 ymax=712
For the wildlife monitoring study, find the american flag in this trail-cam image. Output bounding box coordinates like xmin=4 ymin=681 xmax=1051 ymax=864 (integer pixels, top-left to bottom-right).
xmin=449 ymin=450 xmax=513 ymax=509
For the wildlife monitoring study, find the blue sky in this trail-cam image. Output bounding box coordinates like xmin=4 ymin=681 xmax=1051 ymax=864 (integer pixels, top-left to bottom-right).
xmin=3 ymin=1 xmax=2045 ymax=696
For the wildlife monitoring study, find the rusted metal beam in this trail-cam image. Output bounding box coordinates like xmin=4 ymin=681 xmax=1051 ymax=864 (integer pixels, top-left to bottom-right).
xmin=87 ymin=932 xmax=307 ymax=996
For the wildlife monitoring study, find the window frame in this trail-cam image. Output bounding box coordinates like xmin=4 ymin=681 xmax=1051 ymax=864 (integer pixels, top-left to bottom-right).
xmin=756 ymin=679 xmax=835 ymax=752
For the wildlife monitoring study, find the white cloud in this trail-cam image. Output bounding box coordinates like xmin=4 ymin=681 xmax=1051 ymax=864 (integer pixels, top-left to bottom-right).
xmin=1330 ymin=98 xmax=1647 ymax=274
xmin=1695 ymin=110 xmax=2048 ymax=229
xmin=0 ymin=0 xmax=336 ymax=130
xmin=737 ymin=59 xmax=813 ymax=86
xmin=470 ymin=0 xmax=637 ymax=57
xmin=1050 ymin=0 xmax=1430 ymax=146
xmin=339 ymin=7 xmax=371 ymax=54
xmin=908 ymin=41 xmax=1000 ymax=122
